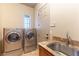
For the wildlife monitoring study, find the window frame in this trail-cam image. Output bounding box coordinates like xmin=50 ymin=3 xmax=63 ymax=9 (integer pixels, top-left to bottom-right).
xmin=24 ymin=15 xmax=31 ymax=29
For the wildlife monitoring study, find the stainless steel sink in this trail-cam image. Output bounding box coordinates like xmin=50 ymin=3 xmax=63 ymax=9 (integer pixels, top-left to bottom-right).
xmin=47 ymin=43 xmax=61 ymax=51
xmin=47 ymin=42 xmax=79 ymax=56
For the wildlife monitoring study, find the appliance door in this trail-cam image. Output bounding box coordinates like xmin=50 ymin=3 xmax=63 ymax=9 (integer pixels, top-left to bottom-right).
xmin=37 ymin=4 xmax=50 ymax=42
xmin=24 ymin=30 xmax=37 ymax=53
xmin=7 ymin=32 xmax=20 ymax=43
xmin=24 ymin=32 xmax=37 ymax=46
xmin=4 ymin=32 xmax=22 ymax=52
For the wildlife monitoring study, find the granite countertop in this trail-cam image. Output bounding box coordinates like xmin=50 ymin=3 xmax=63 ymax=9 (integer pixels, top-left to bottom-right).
xmin=38 ymin=40 xmax=79 ymax=56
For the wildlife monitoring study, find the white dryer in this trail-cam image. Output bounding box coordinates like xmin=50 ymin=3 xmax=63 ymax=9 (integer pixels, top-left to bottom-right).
xmin=3 ymin=28 xmax=23 ymax=56
xmin=23 ymin=28 xmax=37 ymax=53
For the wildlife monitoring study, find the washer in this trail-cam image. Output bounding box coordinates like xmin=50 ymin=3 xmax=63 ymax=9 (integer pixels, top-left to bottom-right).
xmin=23 ymin=28 xmax=37 ymax=53
xmin=3 ymin=28 xmax=23 ymax=56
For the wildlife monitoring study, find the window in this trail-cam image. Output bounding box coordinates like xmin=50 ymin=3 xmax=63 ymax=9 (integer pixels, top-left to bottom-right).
xmin=24 ymin=15 xmax=31 ymax=29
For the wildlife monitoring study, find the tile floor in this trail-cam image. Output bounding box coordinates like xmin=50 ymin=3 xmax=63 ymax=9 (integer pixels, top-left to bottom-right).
xmin=22 ymin=49 xmax=39 ymax=56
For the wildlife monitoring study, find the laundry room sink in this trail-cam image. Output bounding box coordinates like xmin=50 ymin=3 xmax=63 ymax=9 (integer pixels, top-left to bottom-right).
xmin=47 ymin=42 xmax=79 ymax=56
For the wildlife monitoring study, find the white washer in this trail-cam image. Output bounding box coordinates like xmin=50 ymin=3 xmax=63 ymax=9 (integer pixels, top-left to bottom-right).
xmin=24 ymin=28 xmax=37 ymax=53
xmin=3 ymin=28 xmax=23 ymax=56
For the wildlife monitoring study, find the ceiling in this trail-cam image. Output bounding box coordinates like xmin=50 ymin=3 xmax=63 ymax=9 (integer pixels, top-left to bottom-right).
xmin=22 ymin=3 xmax=37 ymax=8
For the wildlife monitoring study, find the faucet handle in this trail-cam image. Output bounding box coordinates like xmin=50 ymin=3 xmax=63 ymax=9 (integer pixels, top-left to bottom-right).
xmin=65 ymin=32 xmax=73 ymax=46
xmin=66 ymin=32 xmax=69 ymax=38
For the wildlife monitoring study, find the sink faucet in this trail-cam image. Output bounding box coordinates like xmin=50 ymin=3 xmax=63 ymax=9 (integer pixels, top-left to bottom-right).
xmin=66 ymin=32 xmax=73 ymax=46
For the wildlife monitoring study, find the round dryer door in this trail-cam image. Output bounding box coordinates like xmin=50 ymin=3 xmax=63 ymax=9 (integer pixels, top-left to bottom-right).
xmin=27 ymin=32 xmax=34 ymax=39
xmin=7 ymin=32 xmax=20 ymax=42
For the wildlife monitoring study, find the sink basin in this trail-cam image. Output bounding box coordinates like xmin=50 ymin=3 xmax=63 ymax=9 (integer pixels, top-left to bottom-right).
xmin=47 ymin=42 xmax=79 ymax=56
xmin=47 ymin=43 xmax=61 ymax=51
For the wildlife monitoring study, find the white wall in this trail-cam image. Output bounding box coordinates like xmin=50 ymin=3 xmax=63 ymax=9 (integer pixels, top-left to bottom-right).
xmin=35 ymin=3 xmax=46 ymax=29
xmin=50 ymin=3 xmax=79 ymax=41
xmin=35 ymin=3 xmax=79 ymax=41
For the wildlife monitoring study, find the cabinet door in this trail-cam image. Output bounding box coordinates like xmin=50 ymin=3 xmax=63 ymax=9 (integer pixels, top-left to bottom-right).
xmin=39 ymin=45 xmax=54 ymax=56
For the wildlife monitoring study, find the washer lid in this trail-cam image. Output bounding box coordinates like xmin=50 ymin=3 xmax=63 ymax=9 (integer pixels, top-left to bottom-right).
xmin=7 ymin=32 xmax=20 ymax=42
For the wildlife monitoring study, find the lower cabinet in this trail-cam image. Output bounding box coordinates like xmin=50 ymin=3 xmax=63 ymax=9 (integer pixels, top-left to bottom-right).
xmin=39 ymin=45 xmax=54 ymax=56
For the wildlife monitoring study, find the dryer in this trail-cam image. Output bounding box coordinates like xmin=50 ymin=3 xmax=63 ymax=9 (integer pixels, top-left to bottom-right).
xmin=23 ymin=28 xmax=37 ymax=53
xmin=3 ymin=28 xmax=23 ymax=56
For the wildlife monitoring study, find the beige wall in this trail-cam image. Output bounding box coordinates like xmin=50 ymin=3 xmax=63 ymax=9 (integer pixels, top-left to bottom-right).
xmin=0 ymin=5 xmax=2 ymax=40
xmin=0 ymin=3 xmax=35 ymax=40
xmin=0 ymin=3 xmax=35 ymax=28
xmin=50 ymin=3 xmax=79 ymax=41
